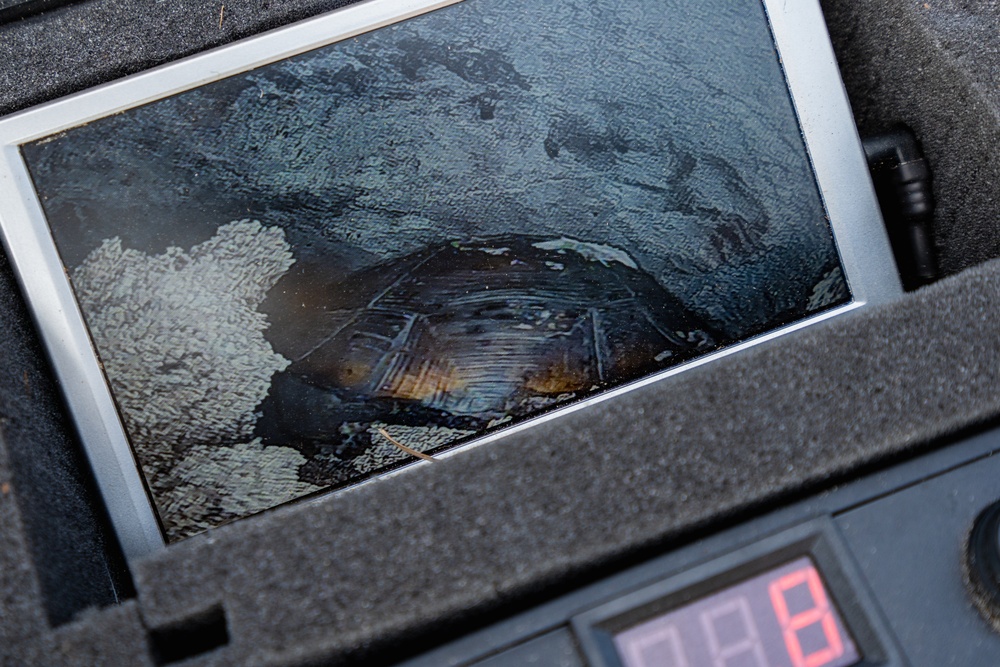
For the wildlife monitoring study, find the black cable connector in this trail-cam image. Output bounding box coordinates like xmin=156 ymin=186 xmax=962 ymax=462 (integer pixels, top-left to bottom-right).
xmin=861 ymin=124 xmax=939 ymax=290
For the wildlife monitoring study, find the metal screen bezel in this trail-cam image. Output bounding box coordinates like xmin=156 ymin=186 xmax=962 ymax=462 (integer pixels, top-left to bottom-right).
xmin=0 ymin=0 xmax=901 ymax=562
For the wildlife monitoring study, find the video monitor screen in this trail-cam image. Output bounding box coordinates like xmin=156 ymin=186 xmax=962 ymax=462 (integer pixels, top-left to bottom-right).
xmin=17 ymin=0 xmax=850 ymax=542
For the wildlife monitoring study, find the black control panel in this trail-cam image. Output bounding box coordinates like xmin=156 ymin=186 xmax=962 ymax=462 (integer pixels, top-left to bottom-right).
xmin=573 ymin=524 xmax=900 ymax=667
xmin=398 ymin=429 xmax=1000 ymax=666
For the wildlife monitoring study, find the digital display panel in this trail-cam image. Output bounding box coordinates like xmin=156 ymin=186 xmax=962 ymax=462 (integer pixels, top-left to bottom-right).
xmin=15 ymin=0 xmax=851 ymax=545
xmin=614 ymin=558 xmax=860 ymax=667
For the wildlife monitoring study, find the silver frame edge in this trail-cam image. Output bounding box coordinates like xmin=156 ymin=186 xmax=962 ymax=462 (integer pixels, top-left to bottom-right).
xmin=763 ymin=0 xmax=902 ymax=307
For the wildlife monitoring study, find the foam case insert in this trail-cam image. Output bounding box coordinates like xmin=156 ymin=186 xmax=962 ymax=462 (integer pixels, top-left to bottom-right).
xmin=1 ymin=0 xmax=999 ymax=664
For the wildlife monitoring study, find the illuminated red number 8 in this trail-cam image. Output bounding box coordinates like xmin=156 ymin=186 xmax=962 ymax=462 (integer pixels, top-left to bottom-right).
xmin=767 ymin=565 xmax=845 ymax=667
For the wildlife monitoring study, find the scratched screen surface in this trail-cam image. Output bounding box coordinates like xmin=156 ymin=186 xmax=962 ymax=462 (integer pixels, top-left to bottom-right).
xmin=21 ymin=0 xmax=848 ymax=541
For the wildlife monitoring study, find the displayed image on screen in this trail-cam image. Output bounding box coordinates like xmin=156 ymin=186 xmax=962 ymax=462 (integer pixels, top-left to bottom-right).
xmin=21 ymin=0 xmax=849 ymax=541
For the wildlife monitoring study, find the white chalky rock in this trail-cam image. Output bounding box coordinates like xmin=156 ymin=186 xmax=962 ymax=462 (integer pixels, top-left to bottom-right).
xmin=73 ymin=220 xmax=296 ymax=534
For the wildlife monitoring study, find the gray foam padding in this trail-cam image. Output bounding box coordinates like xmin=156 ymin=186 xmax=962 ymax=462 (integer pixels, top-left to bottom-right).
xmin=48 ymin=602 xmax=154 ymax=667
xmin=0 ymin=257 xmax=127 ymax=626
xmin=2 ymin=0 xmax=1000 ymax=664
xmin=0 ymin=433 xmax=54 ymax=666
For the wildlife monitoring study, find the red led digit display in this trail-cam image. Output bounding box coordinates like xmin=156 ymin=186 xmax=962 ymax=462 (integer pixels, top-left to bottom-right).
xmin=769 ymin=565 xmax=845 ymax=667
xmin=614 ymin=557 xmax=860 ymax=667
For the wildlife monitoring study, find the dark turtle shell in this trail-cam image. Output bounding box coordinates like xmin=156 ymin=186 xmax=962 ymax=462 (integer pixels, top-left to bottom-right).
xmin=257 ymin=235 xmax=718 ymax=452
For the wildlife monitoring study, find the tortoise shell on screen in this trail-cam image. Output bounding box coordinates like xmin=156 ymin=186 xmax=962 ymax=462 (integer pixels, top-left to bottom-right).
xmin=280 ymin=235 xmax=718 ymax=421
